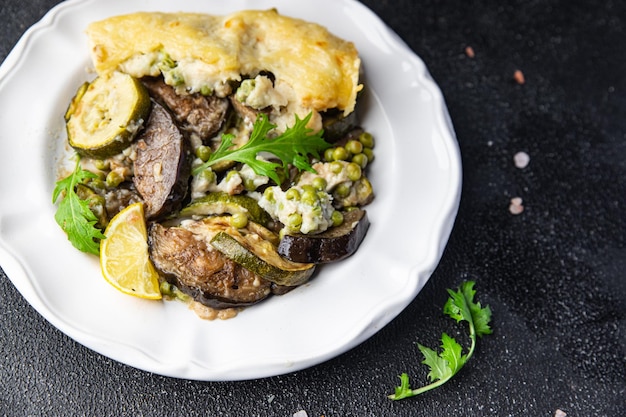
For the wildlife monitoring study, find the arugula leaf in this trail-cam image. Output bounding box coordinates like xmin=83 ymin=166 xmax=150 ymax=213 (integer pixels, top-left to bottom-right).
xmin=52 ymin=157 xmax=106 ymax=255
xmin=191 ymin=112 xmax=331 ymax=184
xmin=388 ymin=280 xmax=492 ymax=400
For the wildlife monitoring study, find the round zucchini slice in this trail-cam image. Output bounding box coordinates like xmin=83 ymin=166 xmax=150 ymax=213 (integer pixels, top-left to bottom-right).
xmin=66 ymin=71 xmax=151 ymax=158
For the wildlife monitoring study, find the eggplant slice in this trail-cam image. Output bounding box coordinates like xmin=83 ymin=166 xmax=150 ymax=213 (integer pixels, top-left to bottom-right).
xmin=142 ymin=77 xmax=229 ymax=141
xmin=148 ymin=223 xmax=272 ymax=308
xmin=278 ymin=208 xmax=370 ymax=264
xmin=133 ymin=101 xmax=191 ymax=220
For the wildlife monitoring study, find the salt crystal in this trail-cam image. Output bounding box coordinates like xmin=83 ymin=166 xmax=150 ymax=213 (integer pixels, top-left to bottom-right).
xmin=514 ymin=151 xmax=530 ymax=168
xmin=509 ymin=197 xmax=524 ymax=215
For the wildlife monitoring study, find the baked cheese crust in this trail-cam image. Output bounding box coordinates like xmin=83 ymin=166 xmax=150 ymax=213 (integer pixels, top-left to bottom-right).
xmin=86 ymin=9 xmax=362 ymax=126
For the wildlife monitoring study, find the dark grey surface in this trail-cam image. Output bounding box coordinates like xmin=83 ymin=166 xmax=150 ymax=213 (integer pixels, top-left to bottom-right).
xmin=1 ymin=0 xmax=624 ymax=416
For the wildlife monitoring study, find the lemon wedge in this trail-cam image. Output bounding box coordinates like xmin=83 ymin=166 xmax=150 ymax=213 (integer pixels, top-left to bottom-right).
xmin=100 ymin=202 xmax=161 ymax=299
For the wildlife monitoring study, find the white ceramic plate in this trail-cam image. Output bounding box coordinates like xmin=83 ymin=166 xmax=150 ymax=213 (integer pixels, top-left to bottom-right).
xmin=0 ymin=0 xmax=461 ymax=381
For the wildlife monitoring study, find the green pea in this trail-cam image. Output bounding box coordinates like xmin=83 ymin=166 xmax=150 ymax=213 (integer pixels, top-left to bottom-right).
xmin=230 ymin=212 xmax=249 ymax=229
xmin=286 ymin=212 xmax=303 ymax=229
xmin=331 ymin=210 xmax=344 ymax=227
xmin=195 ymin=145 xmax=212 ymax=162
xmin=225 ymin=170 xmax=240 ymax=181
xmin=352 ymin=153 xmax=368 ymax=169
xmin=324 ymin=147 xmax=335 ymax=162
xmin=312 ymin=177 xmax=327 ymax=191
xmin=199 ymin=169 xmax=216 ymax=183
xmin=329 ymin=161 xmax=344 ymax=174
xmin=263 ymin=187 xmax=275 ymax=203
xmin=285 ymin=188 xmax=301 ymax=201
xmin=88 ymin=178 xmax=107 ymax=190
xmin=345 ymin=139 xmax=363 ymax=155
xmin=244 ymin=178 xmax=257 ymax=191
xmin=94 ymin=159 xmax=110 ymax=170
xmin=106 ymin=171 xmax=124 ymax=188
xmin=200 ymin=85 xmax=212 ymax=96
xmin=332 ymin=146 xmax=350 ymax=161
xmin=301 ymin=189 xmax=318 ymax=205
xmin=346 ymin=162 xmax=362 ymax=181
xmin=335 ymin=183 xmax=351 ymax=198
xmin=359 ymin=131 xmax=375 ymax=148
xmin=363 ymin=147 xmax=375 ymax=163
xmin=160 ymin=281 xmax=173 ymax=296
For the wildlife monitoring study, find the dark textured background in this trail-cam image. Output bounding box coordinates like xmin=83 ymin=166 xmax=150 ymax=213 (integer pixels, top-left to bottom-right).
xmin=1 ymin=1 xmax=624 ymax=416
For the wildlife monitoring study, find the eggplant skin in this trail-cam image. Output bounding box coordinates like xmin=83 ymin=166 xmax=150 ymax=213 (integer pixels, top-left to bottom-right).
xmin=278 ymin=209 xmax=370 ymax=264
xmin=148 ymin=223 xmax=272 ymax=308
xmin=133 ymin=101 xmax=191 ymax=220
xmin=142 ymin=77 xmax=229 ymax=141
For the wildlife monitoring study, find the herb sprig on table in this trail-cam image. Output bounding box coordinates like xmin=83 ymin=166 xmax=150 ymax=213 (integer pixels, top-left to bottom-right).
xmin=52 ymin=157 xmax=106 ymax=255
xmin=192 ymin=112 xmax=331 ymax=185
xmin=389 ymin=280 xmax=492 ymax=400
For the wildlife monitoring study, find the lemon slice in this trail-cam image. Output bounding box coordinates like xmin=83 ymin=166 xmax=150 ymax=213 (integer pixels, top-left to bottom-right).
xmin=100 ymin=202 xmax=161 ymax=299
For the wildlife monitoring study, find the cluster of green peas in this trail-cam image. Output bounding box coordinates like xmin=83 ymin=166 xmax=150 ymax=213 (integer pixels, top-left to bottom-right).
xmin=323 ymin=131 xmax=375 ymax=169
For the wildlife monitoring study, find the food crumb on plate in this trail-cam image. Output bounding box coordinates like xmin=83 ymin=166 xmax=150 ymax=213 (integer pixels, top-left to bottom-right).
xmin=554 ymin=409 xmax=567 ymax=417
xmin=513 ymin=69 xmax=525 ymax=84
xmin=514 ymin=151 xmax=530 ymax=168
xmin=509 ymin=197 xmax=524 ymax=215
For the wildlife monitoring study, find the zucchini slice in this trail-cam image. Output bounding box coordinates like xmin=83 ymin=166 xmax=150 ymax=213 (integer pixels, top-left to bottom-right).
xmin=66 ymin=71 xmax=151 ymax=158
xmin=180 ymin=192 xmax=272 ymax=226
xmin=209 ymin=229 xmax=315 ymax=287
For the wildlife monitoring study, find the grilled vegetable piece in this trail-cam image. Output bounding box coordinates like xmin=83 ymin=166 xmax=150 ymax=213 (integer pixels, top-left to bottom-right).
xmin=133 ymin=101 xmax=191 ymax=220
xmin=277 ymin=208 xmax=370 ymax=263
xmin=142 ymin=77 xmax=230 ymax=141
xmin=322 ymin=108 xmax=359 ymax=143
xmin=148 ymin=223 xmax=272 ymax=308
xmin=66 ymin=72 xmax=150 ymax=158
xmin=180 ymin=192 xmax=272 ymax=226
xmin=211 ymin=231 xmax=315 ymax=287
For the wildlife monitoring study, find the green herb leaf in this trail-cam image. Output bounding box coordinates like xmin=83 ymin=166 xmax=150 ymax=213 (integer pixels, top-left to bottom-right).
xmin=52 ymin=157 xmax=106 ymax=255
xmin=388 ymin=280 xmax=492 ymax=400
xmin=191 ymin=112 xmax=331 ymax=184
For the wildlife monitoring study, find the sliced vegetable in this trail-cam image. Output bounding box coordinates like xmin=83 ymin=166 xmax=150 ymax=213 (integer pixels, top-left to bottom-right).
xmin=278 ymin=208 xmax=370 ymax=263
xmin=180 ymin=192 xmax=272 ymax=226
xmin=148 ymin=222 xmax=272 ymax=308
xmin=210 ymin=230 xmax=315 ymax=287
xmin=66 ymin=71 xmax=150 ymax=158
xmin=133 ymin=101 xmax=191 ymax=220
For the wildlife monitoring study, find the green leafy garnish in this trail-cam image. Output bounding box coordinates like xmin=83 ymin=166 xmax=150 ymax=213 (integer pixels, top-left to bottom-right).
xmin=389 ymin=281 xmax=492 ymax=400
xmin=52 ymin=157 xmax=106 ymax=255
xmin=192 ymin=112 xmax=331 ymax=184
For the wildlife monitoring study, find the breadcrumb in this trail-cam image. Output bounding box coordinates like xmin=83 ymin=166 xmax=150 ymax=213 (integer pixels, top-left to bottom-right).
xmin=513 ymin=69 xmax=525 ymax=84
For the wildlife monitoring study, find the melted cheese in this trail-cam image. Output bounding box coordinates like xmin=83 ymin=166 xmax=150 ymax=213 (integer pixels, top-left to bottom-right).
xmin=86 ymin=10 xmax=362 ymax=117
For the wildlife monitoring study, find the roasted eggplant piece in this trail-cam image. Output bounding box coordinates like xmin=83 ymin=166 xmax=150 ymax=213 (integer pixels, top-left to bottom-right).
xmin=148 ymin=223 xmax=272 ymax=308
xmin=142 ymin=77 xmax=229 ymax=140
xmin=133 ymin=101 xmax=191 ymax=220
xmin=278 ymin=208 xmax=370 ymax=263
